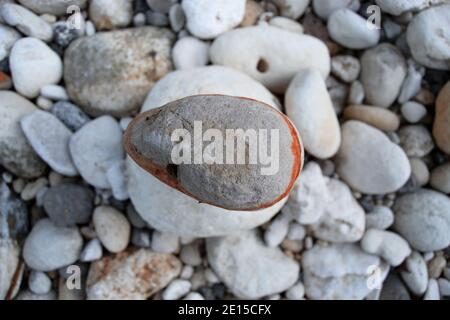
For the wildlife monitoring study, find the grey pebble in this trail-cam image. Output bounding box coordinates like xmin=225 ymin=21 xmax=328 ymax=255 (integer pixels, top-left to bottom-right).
xmin=51 ymin=101 xmax=90 ymax=132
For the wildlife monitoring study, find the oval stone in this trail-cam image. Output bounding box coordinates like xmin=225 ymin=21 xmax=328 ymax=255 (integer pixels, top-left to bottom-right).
xmin=124 ymin=95 xmax=303 ymax=211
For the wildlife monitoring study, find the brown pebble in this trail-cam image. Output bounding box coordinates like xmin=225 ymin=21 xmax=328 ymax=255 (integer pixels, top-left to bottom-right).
xmin=343 ymin=105 xmax=400 ymax=132
xmin=433 ymin=81 xmax=450 ymax=154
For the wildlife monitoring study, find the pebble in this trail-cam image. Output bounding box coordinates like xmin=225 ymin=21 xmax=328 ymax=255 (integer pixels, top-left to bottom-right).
xmin=169 ymin=4 xmax=185 ymax=32
xmin=433 ymin=81 xmax=450 ymax=154
xmin=89 ymin=0 xmax=132 ymax=30
xmin=302 ymin=243 xmax=387 ymax=300
xmin=348 ymin=80 xmax=365 ymax=105
xmin=16 ymin=0 xmax=87 ymax=16
xmin=240 ymin=0 xmax=263 ymax=27
xmin=51 ymin=101 xmax=90 ymax=132
xmin=283 ymin=162 xmax=329 ymax=225
xmin=180 ymin=242 xmax=202 ymax=266
xmin=146 ymin=0 xmax=176 ymax=13
xmin=438 ymin=278 xmax=450 ymax=297
xmin=0 ymin=182 xmax=29 ymax=240
xmin=142 ymin=65 xmax=280 ymax=110
xmin=126 ymin=203 xmax=147 ymax=229
xmin=0 ymin=97 xmax=46 ymax=178
xmin=327 ymin=9 xmax=379 ymax=49
xmin=40 ymin=84 xmax=68 ymax=101
xmin=0 ymin=25 xmax=21 ymax=61
xmin=428 ymin=255 xmax=446 ymax=279
xmin=401 ymin=101 xmax=427 ymax=123
xmin=43 ymin=183 xmax=94 ymax=227
xmin=398 ymin=60 xmax=425 ymax=104
xmin=0 ymin=239 xmax=22 ymax=299
xmin=106 ymin=160 xmax=128 ymax=201
xmin=380 ymin=274 xmax=411 ymax=300
xmin=180 ymin=265 xmax=194 ymax=280
xmin=360 ymin=229 xmax=411 ymax=266
xmin=162 ymin=279 xmax=191 ymax=300
xmin=69 ymin=116 xmax=124 ymax=189
xmin=312 ymin=0 xmax=360 ymax=19
xmin=85 ymin=20 xmax=96 ymax=36
xmin=423 ymin=279 xmax=440 ymax=300
xmin=23 ymin=218 xmax=83 ymax=271
xmin=21 ymin=110 xmax=77 ymax=176
xmin=1 ymin=4 xmax=53 ymax=42
xmin=210 ymin=26 xmax=330 ymax=93
xmin=28 ymin=271 xmax=51 ymax=295
xmin=311 ymin=178 xmax=365 ymax=242
xmin=64 ymin=27 xmax=174 ymax=117
xmin=365 ymin=206 xmax=394 ymax=230
xmin=336 ymin=121 xmax=411 ymax=194
xmin=172 ymin=37 xmax=209 ymax=70
xmin=20 ymin=177 xmax=47 ymax=201
xmin=36 ymin=96 xmax=53 ymax=110
xmin=287 ymin=223 xmax=306 ymax=241
xmin=406 ymin=4 xmax=450 ymax=70
xmin=409 ymin=158 xmax=430 ymax=187
xmin=430 ymin=163 xmax=450 ymax=194
xmin=183 ymin=292 xmax=204 ymax=300
xmin=398 ymin=125 xmax=434 ymax=157
xmin=400 ymin=251 xmax=428 ymax=296
xmin=52 ymin=21 xmax=78 ymax=48
xmin=80 ymin=239 xmax=103 ymax=262
xmin=182 ymin=0 xmax=246 ymax=39
xmin=285 ymin=281 xmax=305 ymax=300
xmin=394 ymin=189 xmax=450 ymax=251
xmin=207 ymin=229 xmax=299 ymax=299
xmin=285 ymin=69 xmax=340 ymax=159
xmin=125 ymin=95 xmax=301 ymax=211
xmin=93 ymin=206 xmax=130 ymax=253
xmin=264 ymin=212 xmax=291 ymax=247
xmin=151 ymin=231 xmax=179 ymax=254
xmin=86 ymin=249 xmax=181 ymax=299
xmin=331 ymin=55 xmax=360 ymax=83
xmin=10 ymin=37 xmax=62 ymax=98
xmin=268 ymin=16 xmax=304 ymax=33
xmin=343 ymin=105 xmax=400 ymax=132
xmin=360 ymin=43 xmax=407 ymax=108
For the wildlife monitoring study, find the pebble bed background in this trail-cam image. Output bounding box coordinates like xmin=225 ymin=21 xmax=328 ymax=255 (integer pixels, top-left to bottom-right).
xmin=0 ymin=0 xmax=450 ymax=300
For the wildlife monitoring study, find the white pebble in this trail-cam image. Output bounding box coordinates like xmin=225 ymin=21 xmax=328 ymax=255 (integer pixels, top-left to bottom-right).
xmin=119 ymin=117 xmax=133 ymax=131
xmin=162 ymin=279 xmax=192 ymax=300
xmin=36 ymin=96 xmax=53 ymax=110
xmin=264 ymin=212 xmax=291 ymax=247
xmin=287 ymin=223 xmax=306 ymax=241
xmin=106 ymin=160 xmax=129 ymax=201
xmin=180 ymin=242 xmax=202 ymax=266
xmin=180 ymin=265 xmax=194 ymax=279
xmin=21 ymin=178 xmax=47 ymax=201
xmin=423 ymin=279 xmax=440 ymax=300
xmin=172 ymin=37 xmax=209 ymax=70
xmin=365 ymin=206 xmax=394 ymax=230
xmin=28 ymin=271 xmax=51 ymax=295
xmin=40 ymin=85 xmax=69 ymax=101
xmin=401 ymin=101 xmax=427 ymax=123
xmin=285 ymin=281 xmax=305 ymax=300
xmin=93 ymin=206 xmax=131 ymax=253
xmin=85 ymin=20 xmax=96 ymax=36
xmin=438 ymin=278 xmax=450 ymax=297
xmin=80 ymin=238 xmax=103 ymax=262
xmin=183 ymin=292 xmax=204 ymax=300
xmin=204 ymin=268 xmax=220 ymax=284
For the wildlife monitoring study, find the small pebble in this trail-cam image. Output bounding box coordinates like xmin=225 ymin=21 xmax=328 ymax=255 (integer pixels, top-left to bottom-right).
xmin=40 ymin=85 xmax=69 ymax=101
xmin=131 ymin=229 xmax=151 ymax=248
xmin=93 ymin=206 xmax=131 ymax=253
xmin=21 ymin=178 xmax=47 ymax=201
xmin=162 ymin=279 xmax=192 ymax=300
xmin=183 ymin=292 xmax=205 ymax=300
xmin=28 ymin=271 xmax=52 ymax=295
xmin=285 ymin=281 xmax=305 ymax=300
xmin=152 ymin=231 xmax=179 ymax=253
xmin=172 ymin=37 xmax=209 ymax=70
xmin=423 ymin=279 xmax=440 ymax=300
xmin=331 ymin=55 xmax=360 ymax=83
xmin=401 ymin=101 xmax=427 ymax=123
xmin=180 ymin=242 xmax=202 ymax=266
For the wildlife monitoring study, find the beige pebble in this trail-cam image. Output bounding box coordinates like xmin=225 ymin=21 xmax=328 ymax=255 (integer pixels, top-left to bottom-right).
xmin=343 ymin=105 xmax=400 ymax=132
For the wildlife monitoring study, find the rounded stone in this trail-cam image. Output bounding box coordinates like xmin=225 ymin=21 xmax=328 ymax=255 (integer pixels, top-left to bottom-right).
xmin=360 ymin=43 xmax=407 ymax=108
xmin=64 ymin=27 xmax=174 ymax=117
xmin=336 ymin=121 xmax=411 ymax=194
xmin=93 ymin=206 xmax=130 ymax=253
xmin=206 ymin=229 xmax=299 ymax=299
xmin=433 ymin=81 xmax=450 ymax=154
xmin=89 ymin=0 xmax=132 ymax=30
xmin=43 ymin=183 xmax=94 ymax=227
xmin=406 ymin=4 xmax=450 ymax=70
xmin=172 ymin=37 xmax=209 ymax=70
xmin=0 ymin=91 xmax=46 ymax=178
xmin=182 ymin=0 xmax=246 ymax=39
xmin=23 ymin=218 xmax=83 ymax=271
xmin=210 ymin=25 xmax=330 ymax=93
xmin=10 ymin=37 xmax=62 ymax=98
xmin=343 ymin=105 xmax=400 ymax=132
xmin=20 ymin=110 xmax=77 ymax=176
xmin=69 ymin=116 xmax=124 ymax=189
xmin=327 ymin=9 xmax=380 ymax=49
xmin=430 ymin=163 xmax=450 ymax=194
xmin=394 ymin=189 xmax=450 ymax=252
xmin=285 ymin=68 xmax=340 ymax=159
